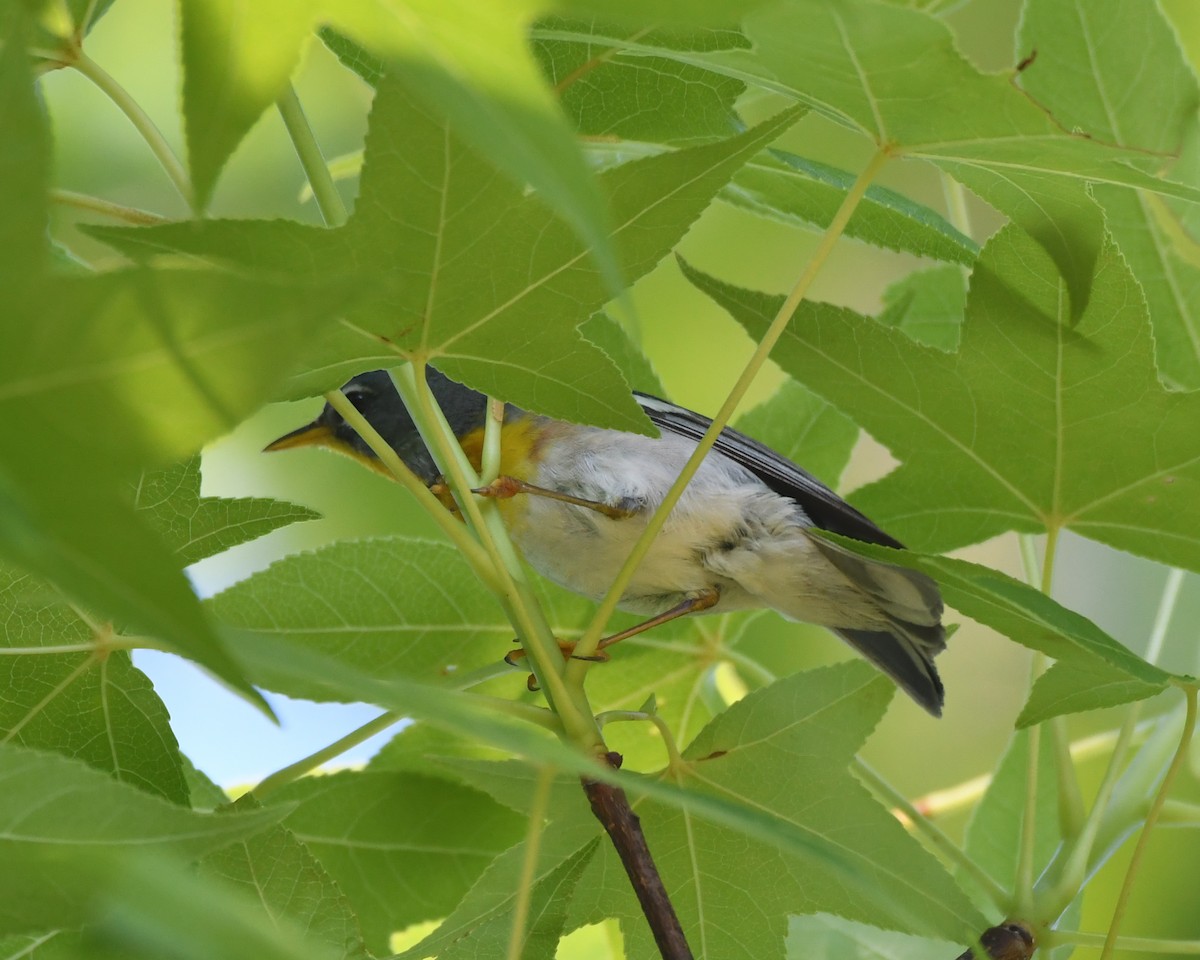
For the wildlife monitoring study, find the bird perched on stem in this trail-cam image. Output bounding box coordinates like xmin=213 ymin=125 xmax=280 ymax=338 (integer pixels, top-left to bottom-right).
xmin=268 ymin=367 xmax=947 ymax=715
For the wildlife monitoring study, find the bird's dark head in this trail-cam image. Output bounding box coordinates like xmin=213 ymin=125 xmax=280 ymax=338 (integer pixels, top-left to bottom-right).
xmin=264 ymin=368 xmax=487 ymax=485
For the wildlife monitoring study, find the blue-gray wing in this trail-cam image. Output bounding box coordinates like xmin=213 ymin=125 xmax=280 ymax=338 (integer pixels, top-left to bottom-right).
xmin=634 ymin=392 xmax=904 ymax=549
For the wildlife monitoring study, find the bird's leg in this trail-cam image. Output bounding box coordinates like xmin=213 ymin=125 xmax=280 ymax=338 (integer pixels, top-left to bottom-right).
xmin=506 ymin=587 xmax=721 ymax=689
xmin=473 ymin=475 xmax=642 ymax=520
xmin=593 ymin=586 xmax=721 ymax=656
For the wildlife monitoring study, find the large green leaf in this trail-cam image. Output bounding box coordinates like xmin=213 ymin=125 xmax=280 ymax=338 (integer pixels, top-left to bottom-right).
xmin=421 ymin=664 xmax=986 ymax=959
xmin=197 ymin=804 xmax=369 ymax=960
xmin=208 ymin=536 xmax=589 ymax=700
xmin=725 ymin=151 xmax=978 ymax=265
xmin=1018 ymin=0 xmax=1200 ymax=389
xmin=264 ymin=771 xmax=524 ymax=955
xmin=133 ymin=456 xmax=320 ymax=566
xmin=681 ymin=224 xmax=1200 ymax=575
xmin=0 ymin=468 xmax=259 ymax=712
xmin=78 ymin=852 xmax=347 ymax=960
xmin=0 ymin=270 xmax=355 ymax=480
xmin=178 ymin=0 xmax=319 ymax=212
xmin=0 ymin=565 xmax=188 ymax=805
xmin=877 ymin=265 xmax=966 ymax=351
xmin=89 ymin=81 xmax=803 ymax=428
xmin=180 ymin=0 xmax=620 ymax=287
xmin=533 ymin=18 xmax=745 ymax=145
xmin=228 ymin=631 xmax=982 ymax=940
xmin=545 ymin=0 xmax=1200 ymax=317
xmin=0 ymin=744 xmax=282 ymax=935
xmin=426 ymin=841 xmax=599 ymax=960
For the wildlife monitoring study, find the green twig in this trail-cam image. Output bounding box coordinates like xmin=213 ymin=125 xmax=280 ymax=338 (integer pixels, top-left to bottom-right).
xmin=251 ymin=711 xmax=404 ymax=800
xmin=480 ymin=397 xmax=505 ymax=485
xmin=1039 ymin=563 xmax=1189 ymax=919
xmin=1053 ymin=931 xmax=1200 ymax=955
xmin=565 ymin=146 xmax=893 ymax=676
xmin=388 ymin=365 xmax=603 ymax=752
xmin=597 ymin=709 xmax=687 ymax=771
xmin=507 ymin=765 xmax=557 ymax=960
xmin=49 ymin=189 xmax=168 ymax=226
xmin=277 ymin=82 xmax=348 ymax=227
xmin=1100 ymin=687 xmax=1198 ymax=960
xmin=70 ymin=51 xmax=192 ymax=206
xmin=852 ymin=759 xmax=1010 ymax=912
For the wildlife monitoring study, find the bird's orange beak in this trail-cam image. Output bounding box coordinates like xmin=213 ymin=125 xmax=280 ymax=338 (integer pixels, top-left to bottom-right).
xmin=263 ymin=421 xmax=334 ymax=453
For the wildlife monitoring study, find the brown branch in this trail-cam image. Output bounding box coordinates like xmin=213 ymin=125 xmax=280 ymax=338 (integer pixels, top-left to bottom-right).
xmin=955 ymin=922 xmax=1037 ymax=960
xmin=582 ymin=753 xmax=693 ymax=960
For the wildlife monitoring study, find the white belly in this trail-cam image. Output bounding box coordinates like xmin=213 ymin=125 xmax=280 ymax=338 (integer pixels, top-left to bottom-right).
xmin=505 ymin=425 xmax=886 ymax=628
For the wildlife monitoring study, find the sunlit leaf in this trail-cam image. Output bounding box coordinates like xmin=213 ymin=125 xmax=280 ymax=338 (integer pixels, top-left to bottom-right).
xmin=263 ymin=771 xmax=524 ymax=955
xmin=681 ymin=225 xmax=1200 ymax=575
xmin=555 ymin=0 xmax=1200 ymax=316
xmin=426 ymin=664 xmax=986 ymax=958
xmin=1019 ymin=0 xmax=1200 ymax=388
xmin=0 ymin=564 xmax=188 ymax=805
xmin=133 ymin=456 xmax=320 ymax=566
xmin=197 ymin=801 xmax=369 ymax=959
xmin=0 ymin=744 xmax=282 ymax=935
xmin=877 ymin=265 xmax=965 ymax=351
xmin=534 ymin=18 xmax=745 ymax=145
xmin=91 ymin=82 xmax=803 ymax=429
xmin=725 ymin=151 xmax=978 ymax=265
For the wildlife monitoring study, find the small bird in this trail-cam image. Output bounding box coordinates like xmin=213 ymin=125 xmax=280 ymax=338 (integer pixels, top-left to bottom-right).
xmin=267 ymin=368 xmax=947 ymax=715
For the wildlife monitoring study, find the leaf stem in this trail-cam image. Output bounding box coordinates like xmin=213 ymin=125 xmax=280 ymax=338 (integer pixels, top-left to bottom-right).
xmin=597 ymin=709 xmax=687 ymax=771
xmin=49 ymin=189 xmax=168 ymax=226
xmin=565 ymin=146 xmax=893 ymax=675
xmin=480 ymin=397 xmax=505 ymax=486
xmin=506 ymin=765 xmax=557 ymax=960
xmin=277 ymin=82 xmax=348 ymax=227
xmin=1014 ymin=660 xmax=1043 ymax=915
xmin=1038 ymin=563 xmax=1189 ymax=919
xmin=1053 ymin=931 xmax=1200 ymax=955
xmin=250 ymin=711 xmax=404 ymax=800
xmin=1099 ymin=686 xmax=1198 ymax=960
xmin=852 ymin=759 xmax=1010 ymax=911
xmin=389 ymin=365 xmax=603 ymax=753
xmin=70 ymin=51 xmax=192 ymax=207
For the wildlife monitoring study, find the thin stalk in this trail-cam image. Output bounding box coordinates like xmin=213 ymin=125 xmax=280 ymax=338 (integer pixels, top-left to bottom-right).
xmin=389 ymin=365 xmax=602 ymax=751
xmin=1145 ymin=568 xmax=1185 ymax=665
xmin=1054 ymin=931 xmax=1200 ymax=955
xmin=1039 ymin=563 xmax=1190 ymax=918
xmin=1099 ymin=687 xmax=1198 ymax=960
xmin=50 ymin=189 xmax=168 ymax=226
xmin=506 ymin=765 xmax=557 ymax=960
xmin=1015 ymin=657 xmax=1044 ymax=915
xmin=853 ymin=759 xmax=1009 ymax=912
xmin=480 ymin=397 xmax=505 ymax=485
xmin=566 ymin=147 xmax=893 ymax=676
xmin=1020 ymin=532 xmax=1086 ymax=847
xmin=277 ymin=82 xmax=348 ymax=228
xmin=323 ymin=389 xmax=500 ymax=592
xmin=71 ymin=52 xmax=191 ymax=206
xmin=1039 ymin=718 xmax=1139 ymax=919
xmin=597 ymin=710 xmax=687 ymax=771
xmin=251 ymin=711 xmax=404 ymax=800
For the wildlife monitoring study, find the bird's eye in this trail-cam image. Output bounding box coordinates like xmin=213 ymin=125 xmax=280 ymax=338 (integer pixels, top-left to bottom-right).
xmin=342 ymin=385 xmax=373 ymax=410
